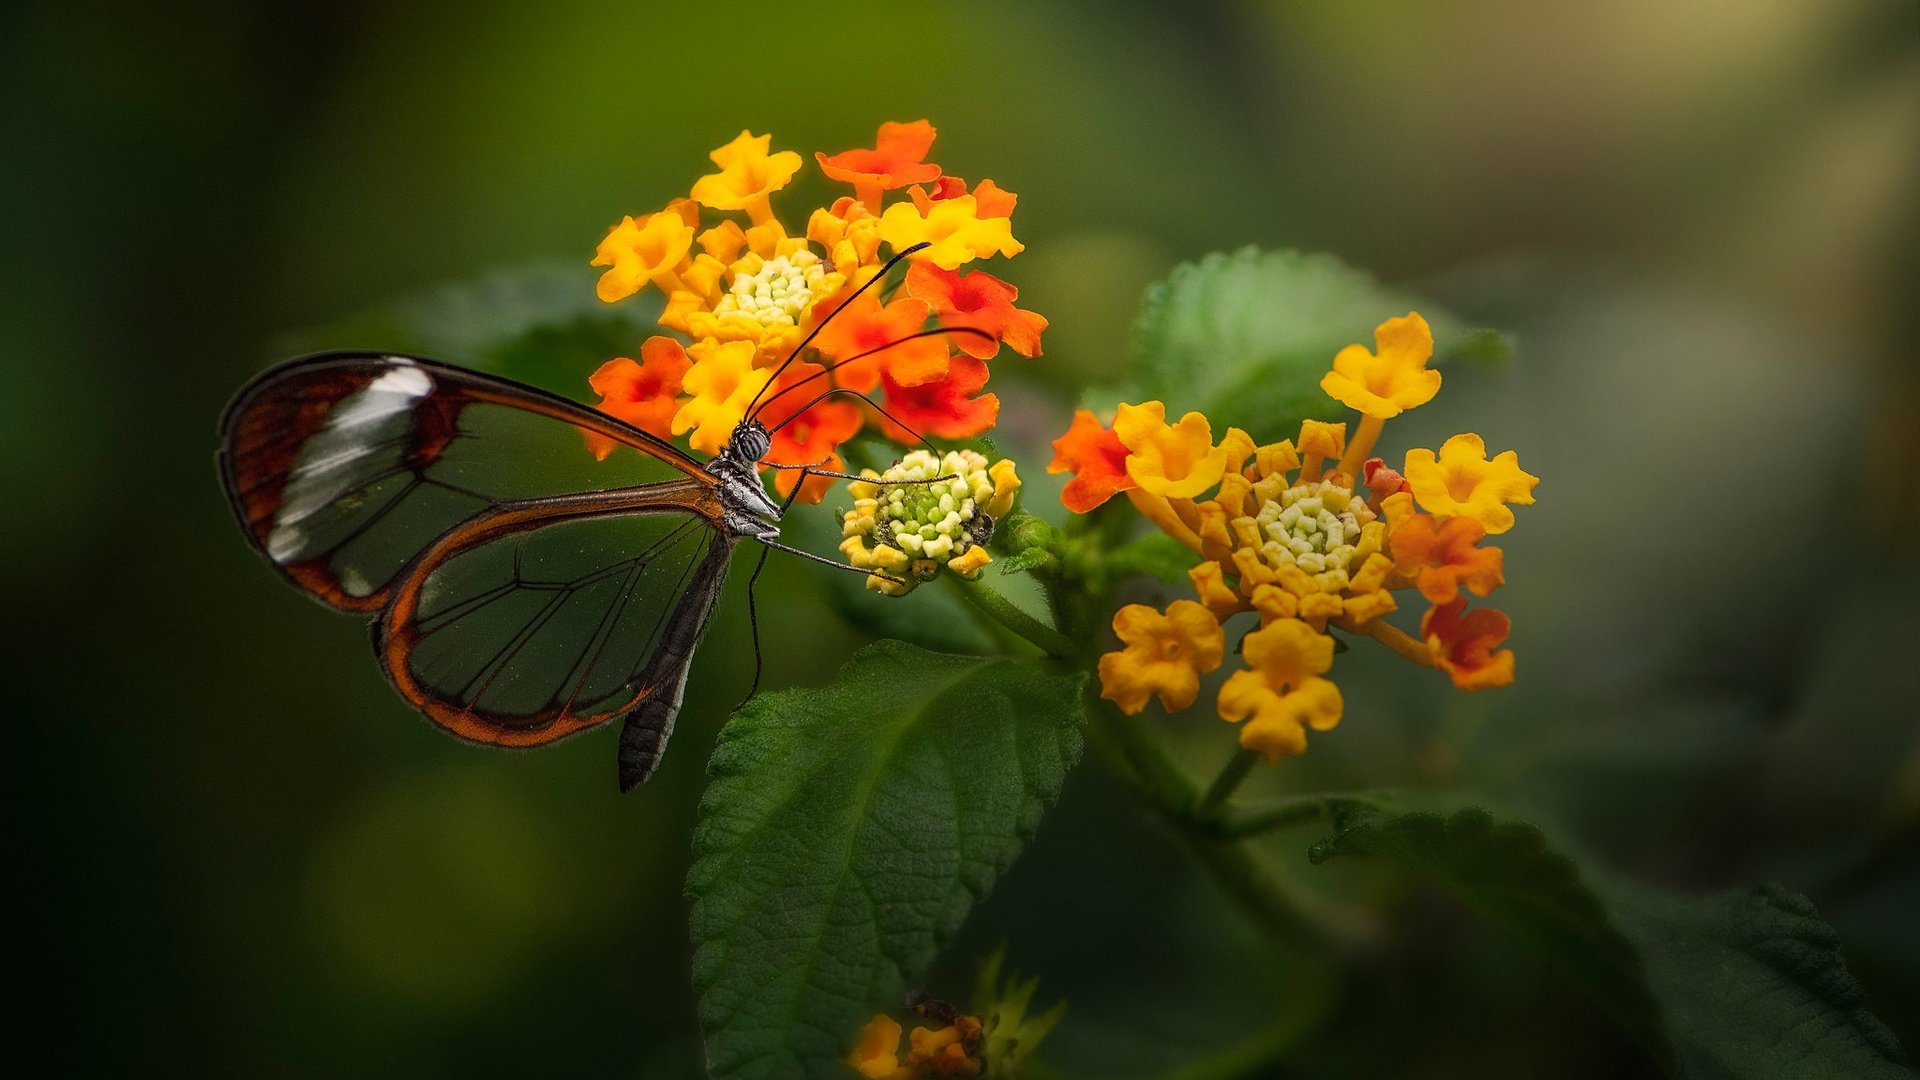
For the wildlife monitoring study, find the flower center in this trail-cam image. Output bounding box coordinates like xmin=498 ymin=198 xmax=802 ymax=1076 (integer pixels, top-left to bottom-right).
xmin=714 ymin=251 xmax=826 ymax=326
xmin=1247 ymin=479 xmax=1377 ymax=575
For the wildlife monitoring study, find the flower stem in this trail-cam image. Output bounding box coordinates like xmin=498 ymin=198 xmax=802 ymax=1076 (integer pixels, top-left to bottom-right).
xmin=1084 ymin=696 xmax=1375 ymax=951
xmin=947 ymin=576 xmax=1078 ymax=661
xmin=1195 ymin=748 xmax=1260 ymax=820
xmin=1337 ymin=413 xmax=1385 ymax=480
xmin=1334 ymin=613 xmax=1436 ymax=668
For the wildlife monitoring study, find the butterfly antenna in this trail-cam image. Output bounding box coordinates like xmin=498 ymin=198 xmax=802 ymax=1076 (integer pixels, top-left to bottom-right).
xmin=744 ymin=241 xmax=931 ymax=416
xmin=751 ymin=326 xmax=996 ymax=420
xmin=766 ymin=385 xmax=942 ymax=456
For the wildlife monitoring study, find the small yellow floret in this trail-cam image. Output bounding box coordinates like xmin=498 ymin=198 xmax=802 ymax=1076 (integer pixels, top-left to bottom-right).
xmin=1098 ymin=600 xmax=1225 ymax=714
xmin=1319 ymin=311 xmax=1443 ymax=419
xmin=1403 ymin=433 xmax=1539 ymax=535
xmin=1217 ymin=618 xmax=1343 ymax=762
xmin=689 ymin=130 xmax=802 ymax=219
xmin=1112 ymin=401 xmax=1232 ymax=498
xmin=671 ymin=340 xmax=770 ymax=455
xmin=877 ymin=195 xmax=1023 ymax=269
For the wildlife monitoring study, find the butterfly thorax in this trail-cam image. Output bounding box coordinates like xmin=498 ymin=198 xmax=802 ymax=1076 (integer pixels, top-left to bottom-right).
xmin=709 ymin=419 xmax=782 ymax=541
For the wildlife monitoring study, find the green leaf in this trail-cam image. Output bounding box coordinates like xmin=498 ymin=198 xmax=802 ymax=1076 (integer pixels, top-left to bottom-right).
xmin=275 ymin=263 xmax=663 ymax=391
xmin=688 ymin=641 xmax=1086 ymax=1079
xmin=1117 ymin=246 xmax=1509 ymax=433
xmin=1308 ymin=802 xmax=1909 ymax=1079
xmin=1309 ymin=802 xmax=1669 ymax=1065
xmin=1610 ymin=884 xmax=1910 ymax=1080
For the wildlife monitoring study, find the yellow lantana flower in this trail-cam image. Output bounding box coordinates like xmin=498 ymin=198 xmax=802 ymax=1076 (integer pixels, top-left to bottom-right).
xmin=690 ymin=130 xmax=803 ymax=224
xmin=1403 ymin=433 xmax=1539 ymax=535
xmin=1319 ymin=311 xmax=1442 ymax=420
xmin=1112 ymin=401 xmax=1233 ymax=498
xmin=671 ymin=339 xmax=770 ymax=455
xmin=1098 ymin=600 xmax=1225 ymax=714
xmin=1217 ymin=618 xmax=1344 ymax=761
xmin=591 ymin=201 xmax=698 ymax=303
xmin=877 ymin=195 xmax=1022 ymax=270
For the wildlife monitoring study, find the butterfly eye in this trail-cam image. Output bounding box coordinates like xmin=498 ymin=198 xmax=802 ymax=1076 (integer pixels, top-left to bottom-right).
xmin=732 ymin=422 xmax=771 ymax=461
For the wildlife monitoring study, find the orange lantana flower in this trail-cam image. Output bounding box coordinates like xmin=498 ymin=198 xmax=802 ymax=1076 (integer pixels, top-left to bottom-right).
xmin=1389 ymin=513 xmax=1505 ymax=604
xmin=904 ymin=262 xmax=1047 ymax=359
xmin=587 ymin=123 xmax=1039 ymax=505
xmin=910 ymin=177 xmax=1016 ymax=219
xmin=1422 ymin=598 xmax=1516 ymax=690
xmin=584 ymin=337 xmax=691 ymax=455
xmin=810 ymin=280 xmax=948 ymax=390
xmin=1048 ymin=409 xmax=1135 ymax=513
xmin=878 ymin=355 xmax=999 ymax=440
xmin=758 ymin=361 xmax=862 ymax=501
xmin=816 ymin=119 xmax=942 ymax=212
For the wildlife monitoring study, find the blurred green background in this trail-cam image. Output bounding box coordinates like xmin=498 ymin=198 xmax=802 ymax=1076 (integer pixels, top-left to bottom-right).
xmin=7 ymin=1 xmax=1916 ymax=1076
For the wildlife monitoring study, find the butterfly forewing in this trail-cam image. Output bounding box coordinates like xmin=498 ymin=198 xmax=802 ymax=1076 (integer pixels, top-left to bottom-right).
xmin=220 ymin=352 xmax=713 ymax=611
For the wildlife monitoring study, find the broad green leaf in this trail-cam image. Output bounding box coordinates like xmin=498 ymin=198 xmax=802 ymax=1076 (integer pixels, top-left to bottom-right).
xmin=275 ymin=263 xmax=663 ymax=391
xmin=688 ymin=641 xmax=1086 ymax=1079
xmin=1609 ymin=883 xmax=1910 ymax=1080
xmin=1308 ymin=801 xmax=1669 ymax=1066
xmin=1308 ymin=801 xmax=1909 ymax=1079
xmin=1116 ymin=246 xmax=1509 ymax=433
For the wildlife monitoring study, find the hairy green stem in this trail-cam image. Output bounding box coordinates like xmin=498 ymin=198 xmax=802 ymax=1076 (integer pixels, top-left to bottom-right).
xmin=1085 ymin=697 xmax=1370 ymax=951
xmin=1195 ymin=748 xmax=1260 ymax=820
xmin=950 ymin=576 xmax=1078 ymax=661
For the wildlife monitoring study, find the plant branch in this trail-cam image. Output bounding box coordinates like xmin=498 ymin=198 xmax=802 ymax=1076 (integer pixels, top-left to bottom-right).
xmin=949 ymin=576 xmax=1078 ymax=661
xmin=1084 ymin=695 xmax=1376 ymax=952
xmin=1195 ymin=748 xmax=1260 ymax=820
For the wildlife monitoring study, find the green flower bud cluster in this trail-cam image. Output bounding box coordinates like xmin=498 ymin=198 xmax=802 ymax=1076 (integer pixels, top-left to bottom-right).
xmin=839 ymin=449 xmax=1021 ymax=596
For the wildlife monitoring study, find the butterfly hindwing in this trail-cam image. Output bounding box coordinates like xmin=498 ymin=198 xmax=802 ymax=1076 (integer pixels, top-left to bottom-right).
xmin=374 ymin=488 xmax=732 ymax=753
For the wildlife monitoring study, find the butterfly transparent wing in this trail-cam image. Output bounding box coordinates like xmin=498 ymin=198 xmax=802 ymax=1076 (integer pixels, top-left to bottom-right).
xmin=219 ymin=352 xmax=712 ymax=611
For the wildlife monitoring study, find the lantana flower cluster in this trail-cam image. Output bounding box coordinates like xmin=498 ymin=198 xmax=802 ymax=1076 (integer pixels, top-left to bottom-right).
xmin=840 ymin=449 xmax=1021 ymax=595
xmin=847 ymin=1011 xmax=984 ymax=1079
xmin=1050 ymin=313 xmax=1539 ymax=762
xmin=587 ymin=121 xmax=1046 ymax=501
xmin=846 ymin=954 xmax=1062 ymax=1080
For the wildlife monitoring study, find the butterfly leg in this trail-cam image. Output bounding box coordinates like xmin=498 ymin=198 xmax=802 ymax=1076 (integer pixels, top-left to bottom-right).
xmin=741 ymin=543 xmax=774 ymax=704
xmin=738 ymin=466 xmax=815 ymax=708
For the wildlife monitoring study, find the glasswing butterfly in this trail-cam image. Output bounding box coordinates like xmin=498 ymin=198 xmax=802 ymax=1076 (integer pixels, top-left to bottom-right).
xmin=218 ymin=244 xmax=977 ymax=790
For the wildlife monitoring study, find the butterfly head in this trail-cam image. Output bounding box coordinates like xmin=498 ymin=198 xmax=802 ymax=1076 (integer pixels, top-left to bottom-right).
xmin=727 ymin=419 xmax=772 ymax=465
